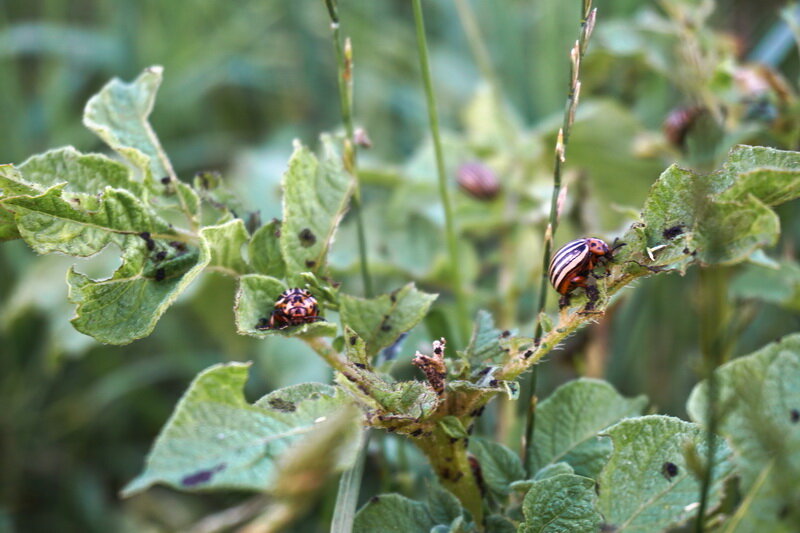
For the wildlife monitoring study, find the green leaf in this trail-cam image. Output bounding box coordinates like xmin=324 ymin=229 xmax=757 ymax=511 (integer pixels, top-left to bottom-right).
xmin=68 ymin=237 xmax=209 ymax=345
xmin=200 ymin=218 xmax=250 ymax=275
xmin=468 ymin=438 xmax=525 ymax=499
xmin=343 ymin=327 xmax=371 ymax=368
xmin=527 ymin=379 xmax=647 ymax=478
xmin=462 ymin=310 xmax=507 ymax=367
xmin=622 ymin=144 xmax=800 ymax=273
xmin=462 ymin=83 xmax=522 ymax=153
xmin=249 ymin=218 xmax=285 ymax=278
xmin=280 ymin=137 xmax=354 ymax=277
xmin=234 ymin=274 xmax=337 ymax=338
xmin=518 ymin=474 xmax=602 ymax=533
xmin=597 ymin=415 xmax=734 ymax=533
xmin=354 ymin=494 xmax=439 ymax=533
xmin=265 ymin=405 xmax=363 ymax=499
xmin=687 ymin=335 xmax=800 ymax=530
xmin=1 ymin=184 xmax=171 ymax=257
xmin=339 ymin=283 xmax=437 ymax=357
xmin=123 ymin=363 xmax=356 ymax=496
xmin=18 ymin=146 xmax=140 ymax=196
xmin=731 ymin=260 xmax=800 ymax=311
xmin=83 ymin=66 xmax=170 ymax=181
xmin=438 ymin=416 xmax=469 ymax=439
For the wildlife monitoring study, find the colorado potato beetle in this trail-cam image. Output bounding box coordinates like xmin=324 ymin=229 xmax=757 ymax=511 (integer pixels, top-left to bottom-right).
xmin=549 ymin=238 xmax=616 ymax=307
xmin=259 ymin=288 xmax=324 ymax=330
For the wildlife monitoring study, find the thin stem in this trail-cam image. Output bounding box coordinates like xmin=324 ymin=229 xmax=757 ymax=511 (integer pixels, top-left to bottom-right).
xmin=412 ymin=0 xmax=470 ymax=343
xmin=330 ymin=433 xmax=369 ymax=533
xmin=524 ymin=1 xmax=596 ymax=475
xmin=324 ymin=0 xmax=374 ymax=297
xmin=322 ymin=4 xmax=374 ymax=529
xmin=142 ymin=103 xmax=198 ymax=232
xmin=695 ymin=267 xmax=730 ymax=532
xmin=453 ymin=0 xmax=516 ymax=146
xmin=305 ymin=336 xmax=352 ymax=377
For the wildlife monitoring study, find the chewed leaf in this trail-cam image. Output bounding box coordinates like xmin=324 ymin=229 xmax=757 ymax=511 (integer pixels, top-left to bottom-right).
xmin=18 ymin=146 xmax=141 ymax=196
xmin=339 ymin=283 xmax=437 ymax=357
xmin=2 ymin=184 xmax=172 ymax=257
xmin=83 ymin=65 xmax=169 ymax=181
xmin=68 ymin=234 xmax=210 ymax=345
xmin=234 ymin=274 xmax=337 ymax=338
xmin=122 ymin=363 xmax=356 ymax=496
xmin=200 ymin=218 xmax=251 ymax=275
xmin=618 ymin=144 xmax=800 ymax=274
xmin=280 ymin=136 xmax=354 ymax=277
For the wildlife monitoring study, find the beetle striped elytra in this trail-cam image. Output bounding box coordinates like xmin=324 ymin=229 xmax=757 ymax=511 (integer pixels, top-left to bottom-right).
xmin=549 ymin=238 xmax=615 ymax=307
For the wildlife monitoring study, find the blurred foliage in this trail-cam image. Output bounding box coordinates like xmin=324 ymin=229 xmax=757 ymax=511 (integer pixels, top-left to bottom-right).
xmin=1 ymin=0 xmax=800 ymax=531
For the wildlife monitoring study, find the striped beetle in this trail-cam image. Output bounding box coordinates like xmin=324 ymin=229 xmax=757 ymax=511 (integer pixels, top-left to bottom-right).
xmin=549 ymin=238 xmax=617 ymax=308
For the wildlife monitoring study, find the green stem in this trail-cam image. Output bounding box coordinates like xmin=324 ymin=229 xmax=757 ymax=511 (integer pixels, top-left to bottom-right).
xmin=525 ymin=0 xmax=596 ymax=475
xmin=331 ymin=433 xmax=370 ymax=533
xmin=695 ymin=267 xmax=730 ymax=532
xmin=414 ymin=427 xmax=484 ymax=527
xmin=453 ymin=0 xmax=516 ymax=146
xmin=324 ymin=0 xmax=374 ymax=297
xmin=412 ymin=0 xmax=470 ymax=344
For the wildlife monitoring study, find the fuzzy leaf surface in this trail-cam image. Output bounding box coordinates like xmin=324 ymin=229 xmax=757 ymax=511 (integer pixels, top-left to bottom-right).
xmin=518 ymin=474 xmax=602 ymax=533
xmin=280 ymin=137 xmax=353 ymax=277
xmin=67 ymin=235 xmax=209 ymax=345
xmin=200 ymin=218 xmax=250 ymax=275
xmin=468 ymin=438 xmax=525 ymax=499
xmin=83 ymin=65 xmax=168 ymax=180
xmin=597 ymin=416 xmax=733 ymax=533
xmin=687 ymin=335 xmax=800 ymax=531
xmin=249 ymin=218 xmax=285 ymax=278
xmin=619 ymin=145 xmax=800 ymax=273
xmin=123 ymin=363 xmax=355 ymax=495
xmin=339 ymin=283 xmax=437 ymax=357
xmin=527 ymin=379 xmax=647 ymax=478
xmin=234 ymin=274 xmax=337 ymax=338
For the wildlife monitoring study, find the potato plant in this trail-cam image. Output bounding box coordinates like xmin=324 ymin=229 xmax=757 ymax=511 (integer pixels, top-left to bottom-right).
xmin=2 ymin=1 xmax=800 ymax=532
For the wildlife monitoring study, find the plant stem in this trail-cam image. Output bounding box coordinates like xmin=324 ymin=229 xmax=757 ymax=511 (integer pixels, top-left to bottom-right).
xmin=412 ymin=0 xmax=470 ymax=344
xmin=524 ymin=0 xmax=597 ymax=475
xmin=695 ymin=266 xmax=731 ymax=532
xmin=414 ymin=427 xmax=484 ymax=527
xmin=324 ymin=0 xmax=374 ymax=298
xmin=330 ymin=433 xmax=369 ymax=533
xmin=305 ymin=336 xmax=352 ymax=377
xmin=453 ymin=0 xmax=516 ymax=146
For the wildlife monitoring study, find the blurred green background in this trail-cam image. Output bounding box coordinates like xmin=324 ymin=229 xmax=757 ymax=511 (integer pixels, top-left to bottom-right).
xmin=1 ymin=0 xmax=799 ymax=531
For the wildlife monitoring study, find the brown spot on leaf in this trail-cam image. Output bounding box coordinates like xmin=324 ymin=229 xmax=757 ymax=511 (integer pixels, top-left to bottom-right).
xmin=181 ymin=464 xmax=226 ymax=487
xmin=268 ymin=397 xmax=296 ymax=412
xmin=298 ymin=228 xmax=317 ymax=247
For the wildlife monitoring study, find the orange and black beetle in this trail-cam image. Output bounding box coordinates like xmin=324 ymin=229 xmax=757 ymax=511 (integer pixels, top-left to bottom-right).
xmin=260 ymin=288 xmax=323 ymax=330
xmin=549 ymin=238 xmax=618 ymax=307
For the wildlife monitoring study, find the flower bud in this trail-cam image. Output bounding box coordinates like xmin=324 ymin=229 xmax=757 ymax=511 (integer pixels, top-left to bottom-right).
xmin=457 ymin=161 xmax=500 ymax=201
xmin=354 ymin=127 xmax=372 ymax=149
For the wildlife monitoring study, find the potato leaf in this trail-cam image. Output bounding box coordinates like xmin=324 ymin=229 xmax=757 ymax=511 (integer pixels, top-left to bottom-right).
xmin=123 ymin=363 xmax=357 ymax=496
